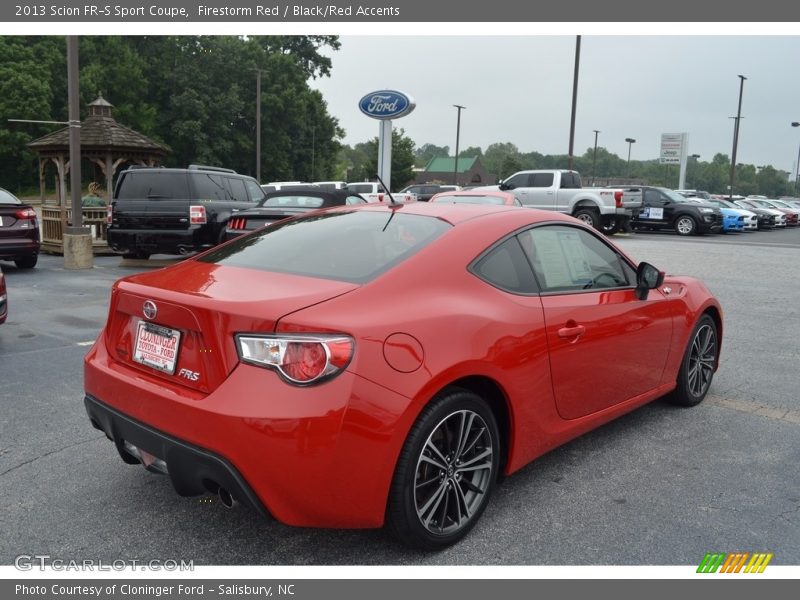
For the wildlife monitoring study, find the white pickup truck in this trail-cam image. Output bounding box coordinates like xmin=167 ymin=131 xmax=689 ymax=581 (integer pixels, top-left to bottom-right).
xmin=480 ymin=169 xmax=641 ymax=232
xmin=345 ymin=182 xmax=416 ymax=203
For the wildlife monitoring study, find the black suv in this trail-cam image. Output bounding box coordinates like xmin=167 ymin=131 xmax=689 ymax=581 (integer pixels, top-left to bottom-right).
xmin=627 ymin=186 xmax=723 ymax=236
xmin=107 ymin=165 xmax=264 ymax=258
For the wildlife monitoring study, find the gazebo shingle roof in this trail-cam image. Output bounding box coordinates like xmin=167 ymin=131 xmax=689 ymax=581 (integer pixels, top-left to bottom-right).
xmin=27 ymin=94 xmax=169 ymax=154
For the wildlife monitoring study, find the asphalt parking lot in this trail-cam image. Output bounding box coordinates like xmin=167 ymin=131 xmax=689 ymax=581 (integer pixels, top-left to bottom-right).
xmin=1 ymin=227 xmax=798 ymax=566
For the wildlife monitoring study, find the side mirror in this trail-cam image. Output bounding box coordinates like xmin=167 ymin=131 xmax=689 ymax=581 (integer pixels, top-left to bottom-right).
xmin=635 ymin=262 xmax=665 ymax=300
xmin=499 ymin=180 xmax=512 ymax=191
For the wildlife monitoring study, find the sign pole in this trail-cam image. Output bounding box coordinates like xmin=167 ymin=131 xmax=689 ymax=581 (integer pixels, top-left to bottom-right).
xmin=377 ymin=119 xmax=392 ymax=190
xmin=677 ymin=133 xmax=689 ymax=190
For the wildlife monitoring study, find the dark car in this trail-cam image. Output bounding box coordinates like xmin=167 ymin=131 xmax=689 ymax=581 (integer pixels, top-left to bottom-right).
xmin=225 ymin=189 xmax=367 ymax=241
xmin=0 ymin=187 xmax=40 ymax=269
xmin=399 ymin=184 xmax=452 ymax=202
xmin=107 ymin=165 xmax=265 ymax=258
xmin=629 ymin=186 xmax=723 ymax=235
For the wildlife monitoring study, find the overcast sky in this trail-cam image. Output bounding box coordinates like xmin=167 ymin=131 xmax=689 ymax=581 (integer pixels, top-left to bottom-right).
xmin=309 ymin=36 xmax=800 ymax=174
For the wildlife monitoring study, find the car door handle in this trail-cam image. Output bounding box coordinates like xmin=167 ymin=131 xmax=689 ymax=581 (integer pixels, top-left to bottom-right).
xmin=557 ymin=325 xmax=586 ymax=339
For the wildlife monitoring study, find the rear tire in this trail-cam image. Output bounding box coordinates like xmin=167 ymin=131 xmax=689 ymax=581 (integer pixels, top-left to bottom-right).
xmin=669 ymin=314 xmax=718 ymax=407
xmin=573 ymin=208 xmax=601 ymax=230
xmin=14 ymin=255 xmax=37 ymax=269
xmin=387 ymin=389 xmax=500 ymax=550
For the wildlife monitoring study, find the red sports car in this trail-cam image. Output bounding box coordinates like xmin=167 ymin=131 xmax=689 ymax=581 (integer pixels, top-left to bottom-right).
xmin=84 ymin=203 xmax=722 ymax=549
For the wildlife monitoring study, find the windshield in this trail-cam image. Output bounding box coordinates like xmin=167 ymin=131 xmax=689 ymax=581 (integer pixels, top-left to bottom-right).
xmin=0 ymin=189 xmax=21 ymax=204
xmin=658 ymin=188 xmax=692 ymax=203
xmin=260 ymin=195 xmax=325 ymax=208
xmin=431 ymin=194 xmax=507 ymax=205
xmin=715 ymin=199 xmax=739 ymax=209
xmin=200 ymin=210 xmax=451 ymax=283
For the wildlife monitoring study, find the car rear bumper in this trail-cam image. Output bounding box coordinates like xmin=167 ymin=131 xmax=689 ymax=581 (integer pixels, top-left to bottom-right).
xmin=107 ymin=228 xmax=215 ymax=255
xmin=84 ymin=334 xmax=412 ymax=528
xmin=85 ymin=394 xmax=270 ymax=517
xmin=0 ymin=237 xmax=40 ymax=259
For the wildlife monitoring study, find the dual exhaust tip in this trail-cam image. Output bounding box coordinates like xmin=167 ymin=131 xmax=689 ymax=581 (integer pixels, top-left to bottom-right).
xmin=217 ymin=486 xmax=237 ymax=509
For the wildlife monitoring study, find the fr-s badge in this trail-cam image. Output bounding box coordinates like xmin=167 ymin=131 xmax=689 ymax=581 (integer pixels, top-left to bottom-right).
xmin=178 ymin=368 xmax=200 ymax=381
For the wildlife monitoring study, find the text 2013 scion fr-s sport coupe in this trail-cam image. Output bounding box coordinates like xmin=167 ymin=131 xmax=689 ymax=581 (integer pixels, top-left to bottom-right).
xmin=84 ymin=203 xmax=722 ymax=549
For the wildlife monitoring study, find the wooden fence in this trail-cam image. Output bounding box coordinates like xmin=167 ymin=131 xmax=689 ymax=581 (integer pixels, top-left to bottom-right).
xmin=41 ymin=206 xmax=114 ymax=255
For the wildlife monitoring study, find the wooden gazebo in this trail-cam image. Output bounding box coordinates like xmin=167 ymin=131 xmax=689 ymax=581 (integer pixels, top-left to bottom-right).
xmin=27 ymin=94 xmax=169 ymax=254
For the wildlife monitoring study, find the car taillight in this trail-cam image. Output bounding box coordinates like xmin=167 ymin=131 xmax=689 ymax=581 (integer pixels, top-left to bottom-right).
xmin=614 ymin=191 xmax=623 ymax=208
xmin=189 ymin=205 xmax=207 ymax=224
xmin=15 ymin=208 xmax=37 ymax=219
xmin=106 ymin=205 xmax=113 ymax=224
xmin=229 ymin=218 xmax=245 ymax=230
xmin=236 ymin=334 xmax=354 ymax=385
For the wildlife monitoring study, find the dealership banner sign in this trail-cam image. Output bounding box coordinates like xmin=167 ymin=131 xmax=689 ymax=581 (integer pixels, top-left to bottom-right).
xmin=4 ymin=0 xmax=800 ymax=22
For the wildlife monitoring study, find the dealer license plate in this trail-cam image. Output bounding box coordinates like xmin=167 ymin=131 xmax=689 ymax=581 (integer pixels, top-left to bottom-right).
xmin=133 ymin=320 xmax=181 ymax=374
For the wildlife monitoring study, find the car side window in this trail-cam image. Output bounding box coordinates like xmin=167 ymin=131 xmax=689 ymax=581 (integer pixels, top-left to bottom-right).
xmin=226 ymin=177 xmax=249 ymax=202
xmin=192 ymin=174 xmax=230 ymax=200
xmin=244 ymin=180 xmax=265 ymax=202
xmin=531 ymin=173 xmax=555 ymax=187
xmin=518 ymin=225 xmax=634 ymax=293
xmin=471 ymin=238 xmax=538 ymax=294
xmin=503 ymin=173 xmax=530 ymax=189
xmin=644 ymin=189 xmax=664 ymax=205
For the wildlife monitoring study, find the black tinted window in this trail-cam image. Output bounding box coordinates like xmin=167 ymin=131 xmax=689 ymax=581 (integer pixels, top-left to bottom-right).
xmin=192 ymin=173 xmax=231 ymax=200
xmin=200 ymin=211 xmax=450 ymax=283
xmin=244 ymin=180 xmax=264 ymax=201
xmin=471 ymin=238 xmax=538 ymax=294
xmin=504 ymin=173 xmax=529 ymax=189
xmin=226 ymin=177 xmax=249 ymax=202
xmin=532 ymin=173 xmax=555 ymax=187
xmin=116 ymin=171 xmax=190 ymax=199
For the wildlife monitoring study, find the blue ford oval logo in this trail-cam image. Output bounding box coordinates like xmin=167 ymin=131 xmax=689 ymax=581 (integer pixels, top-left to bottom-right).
xmin=358 ymin=90 xmax=416 ymax=120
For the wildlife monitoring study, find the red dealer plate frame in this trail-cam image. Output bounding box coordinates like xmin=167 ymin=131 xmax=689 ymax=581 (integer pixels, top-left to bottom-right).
xmin=133 ymin=320 xmax=181 ymax=374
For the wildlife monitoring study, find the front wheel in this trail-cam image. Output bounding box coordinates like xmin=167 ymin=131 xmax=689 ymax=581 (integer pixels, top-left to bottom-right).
xmin=669 ymin=314 xmax=718 ymax=406
xmin=387 ymin=389 xmax=500 ymax=550
xmin=674 ymin=215 xmax=697 ymax=236
xmin=573 ymin=208 xmax=601 ymax=230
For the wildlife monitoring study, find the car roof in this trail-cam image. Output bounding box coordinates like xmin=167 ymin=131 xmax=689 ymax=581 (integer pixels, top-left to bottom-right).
xmin=261 ymin=189 xmax=361 ymax=202
xmin=324 ymin=199 xmax=578 ymax=227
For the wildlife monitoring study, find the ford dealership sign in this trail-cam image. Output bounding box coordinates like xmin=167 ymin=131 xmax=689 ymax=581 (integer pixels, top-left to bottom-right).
xmin=358 ymin=90 xmax=416 ymax=120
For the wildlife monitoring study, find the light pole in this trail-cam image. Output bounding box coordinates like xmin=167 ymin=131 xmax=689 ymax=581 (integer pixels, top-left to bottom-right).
xmin=453 ymin=104 xmax=465 ymax=186
xmin=688 ymin=154 xmax=700 ymax=188
xmin=255 ymin=68 xmax=264 ymax=182
xmin=728 ymin=74 xmax=747 ymax=200
xmin=590 ymin=129 xmax=600 ymax=185
xmin=567 ymin=35 xmax=581 ymax=171
xmin=625 ymin=138 xmax=636 ymax=179
xmin=792 ymin=121 xmax=800 ymax=195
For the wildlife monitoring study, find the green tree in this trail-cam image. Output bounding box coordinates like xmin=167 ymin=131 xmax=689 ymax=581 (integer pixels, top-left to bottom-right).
xmin=361 ymin=128 xmax=416 ymax=190
xmin=414 ymin=143 xmax=449 ymax=167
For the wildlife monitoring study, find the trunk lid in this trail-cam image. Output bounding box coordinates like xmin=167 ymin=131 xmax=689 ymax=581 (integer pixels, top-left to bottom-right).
xmin=105 ymin=260 xmax=359 ymax=394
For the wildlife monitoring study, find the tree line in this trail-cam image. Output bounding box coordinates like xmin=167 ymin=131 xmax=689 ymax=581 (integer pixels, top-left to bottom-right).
xmin=2 ymin=36 xmax=795 ymax=198
xmin=0 ymin=35 xmax=343 ymax=194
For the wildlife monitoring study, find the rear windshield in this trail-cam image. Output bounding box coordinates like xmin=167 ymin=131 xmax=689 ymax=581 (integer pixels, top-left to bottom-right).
xmin=116 ymin=171 xmax=191 ymax=199
xmin=200 ymin=210 xmax=450 ymax=283
xmin=0 ymin=189 xmax=21 ymax=204
xmin=432 ymin=194 xmax=506 ymax=205
xmin=261 ymin=195 xmax=325 ymax=208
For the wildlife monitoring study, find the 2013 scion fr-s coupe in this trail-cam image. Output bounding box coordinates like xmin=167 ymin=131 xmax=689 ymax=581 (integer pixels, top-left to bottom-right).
xmin=84 ymin=202 xmax=722 ymax=549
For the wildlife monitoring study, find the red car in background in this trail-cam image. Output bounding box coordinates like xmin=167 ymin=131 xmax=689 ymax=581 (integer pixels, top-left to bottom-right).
xmin=429 ymin=189 xmax=522 ymax=206
xmin=84 ymin=203 xmax=722 ymax=549
xmin=0 ymin=270 xmax=7 ymax=324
